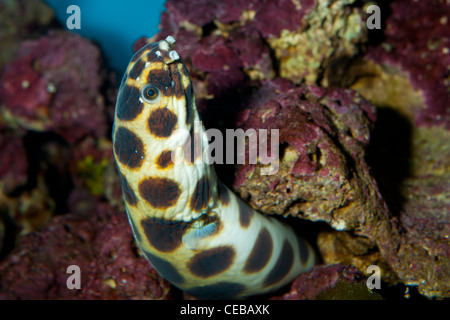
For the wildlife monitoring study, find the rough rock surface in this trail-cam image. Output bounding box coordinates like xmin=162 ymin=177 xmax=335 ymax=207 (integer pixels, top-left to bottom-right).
xmin=0 ymin=204 xmax=172 ymax=299
xmin=0 ymin=31 xmax=108 ymax=144
xmin=272 ymin=264 xmax=382 ymax=300
xmin=0 ymin=131 xmax=28 ymax=195
xmin=347 ymin=0 xmax=450 ymax=298
xmin=0 ymin=0 xmax=54 ymax=70
xmin=364 ymin=0 xmax=449 ymax=128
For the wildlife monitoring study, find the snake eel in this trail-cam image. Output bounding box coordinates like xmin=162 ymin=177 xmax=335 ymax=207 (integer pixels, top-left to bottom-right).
xmin=112 ymin=36 xmax=316 ymax=299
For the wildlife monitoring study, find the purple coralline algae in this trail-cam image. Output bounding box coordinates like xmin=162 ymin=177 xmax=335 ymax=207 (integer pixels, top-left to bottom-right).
xmin=366 ymin=0 xmax=449 ymax=128
xmin=272 ymin=264 xmax=382 ymax=300
xmin=156 ymin=0 xmax=367 ymax=86
xmin=0 ymin=131 xmax=28 ymax=195
xmin=0 ymin=204 xmax=172 ymax=299
xmin=0 ymin=31 xmax=108 ymax=144
xmin=0 ymin=0 xmax=54 ymax=70
xmin=349 ymin=0 xmax=450 ymax=298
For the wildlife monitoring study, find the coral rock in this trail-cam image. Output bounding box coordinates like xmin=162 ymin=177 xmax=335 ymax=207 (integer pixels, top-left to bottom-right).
xmin=0 ymin=205 xmax=172 ymax=299
xmin=0 ymin=130 xmax=28 ymax=195
xmin=0 ymin=0 xmax=54 ymax=70
xmin=273 ymin=264 xmax=382 ymax=300
xmin=365 ymin=0 xmax=450 ymax=128
xmin=0 ymin=31 xmax=108 ymax=144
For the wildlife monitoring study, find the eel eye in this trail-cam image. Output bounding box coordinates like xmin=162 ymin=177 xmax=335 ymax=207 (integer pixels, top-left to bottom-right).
xmin=141 ymin=85 xmax=159 ymax=103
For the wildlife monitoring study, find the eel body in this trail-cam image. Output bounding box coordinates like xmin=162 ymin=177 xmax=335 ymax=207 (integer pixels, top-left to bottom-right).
xmin=112 ymin=36 xmax=316 ymax=299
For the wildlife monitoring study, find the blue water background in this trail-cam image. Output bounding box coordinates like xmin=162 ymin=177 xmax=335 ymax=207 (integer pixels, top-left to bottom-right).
xmin=44 ymin=0 xmax=166 ymax=73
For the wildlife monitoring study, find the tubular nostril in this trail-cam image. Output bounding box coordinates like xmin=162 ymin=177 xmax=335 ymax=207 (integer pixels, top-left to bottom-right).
xmin=169 ymin=50 xmax=180 ymax=61
xmin=165 ymin=35 xmax=176 ymax=44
